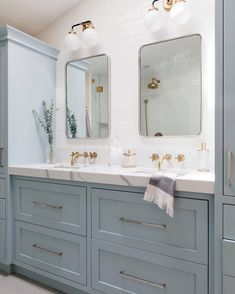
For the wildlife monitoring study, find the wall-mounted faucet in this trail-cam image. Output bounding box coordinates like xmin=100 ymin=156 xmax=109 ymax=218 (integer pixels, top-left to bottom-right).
xmin=70 ymin=152 xmax=89 ymax=166
xmin=149 ymin=153 xmax=172 ymax=171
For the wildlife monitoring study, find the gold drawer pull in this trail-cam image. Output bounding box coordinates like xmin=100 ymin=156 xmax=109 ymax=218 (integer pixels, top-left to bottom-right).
xmin=32 ymin=201 xmax=63 ymax=210
xmin=119 ymin=217 xmax=166 ymax=229
xmin=120 ymin=271 xmax=166 ymax=289
xmin=32 ymin=244 xmax=63 ymax=256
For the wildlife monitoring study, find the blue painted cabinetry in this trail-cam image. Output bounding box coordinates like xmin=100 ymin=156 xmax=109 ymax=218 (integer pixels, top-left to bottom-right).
xmin=0 ymin=26 xmax=59 ymax=268
xmin=215 ymin=0 xmax=235 ymax=293
xmin=11 ymin=177 xmax=213 ymax=294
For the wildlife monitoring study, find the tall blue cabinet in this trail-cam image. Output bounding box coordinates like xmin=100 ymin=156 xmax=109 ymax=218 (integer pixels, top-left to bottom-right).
xmin=215 ymin=0 xmax=235 ymax=293
xmin=0 ymin=25 xmax=59 ymax=270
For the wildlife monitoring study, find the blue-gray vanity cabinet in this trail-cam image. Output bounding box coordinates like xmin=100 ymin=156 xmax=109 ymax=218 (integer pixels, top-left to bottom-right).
xmin=0 ymin=45 xmax=7 ymax=175
xmin=223 ymin=0 xmax=235 ymax=197
xmin=92 ymin=239 xmax=208 ymax=294
xmin=15 ymin=221 xmax=87 ymax=285
xmin=223 ymin=275 xmax=235 ymax=294
xmin=0 ymin=25 xmax=59 ymax=269
xmin=92 ymin=188 xmax=208 ymax=264
xmin=14 ymin=179 xmax=87 ymax=235
xmin=12 ymin=177 xmax=212 ymax=294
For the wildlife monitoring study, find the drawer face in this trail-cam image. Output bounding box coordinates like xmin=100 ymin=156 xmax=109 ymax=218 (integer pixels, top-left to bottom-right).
xmin=224 ymin=205 xmax=235 ymax=239
xmin=16 ymin=222 xmax=86 ymax=285
xmin=15 ymin=180 xmax=86 ymax=235
xmin=0 ymin=198 xmax=5 ymax=218
xmin=92 ymin=240 xmax=208 ymax=294
xmin=223 ymin=275 xmax=235 ymax=294
xmin=223 ymin=240 xmax=235 ymax=277
xmin=92 ymin=189 xmax=208 ymax=264
xmin=0 ymin=178 xmax=6 ymax=198
xmin=0 ymin=219 xmax=5 ymax=261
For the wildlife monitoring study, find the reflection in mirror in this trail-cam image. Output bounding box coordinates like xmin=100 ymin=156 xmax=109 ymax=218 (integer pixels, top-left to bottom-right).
xmin=139 ymin=35 xmax=202 ymax=137
xmin=66 ymin=54 xmax=109 ymax=139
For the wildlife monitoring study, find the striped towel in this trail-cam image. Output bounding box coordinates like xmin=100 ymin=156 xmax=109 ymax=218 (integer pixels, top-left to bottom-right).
xmin=144 ymin=174 xmax=176 ymax=217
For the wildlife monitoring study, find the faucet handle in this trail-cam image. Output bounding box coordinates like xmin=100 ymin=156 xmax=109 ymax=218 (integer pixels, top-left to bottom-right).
xmin=89 ymin=152 xmax=98 ymax=159
xmin=164 ymin=153 xmax=172 ymax=161
xmin=175 ymin=154 xmax=185 ymax=162
xmin=83 ymin=152 xmax=89 ymax=158
xmin=70 ymin=151 xmax=77 ymax=157
xmin=149 ymin=153 xmax=160 ymax=162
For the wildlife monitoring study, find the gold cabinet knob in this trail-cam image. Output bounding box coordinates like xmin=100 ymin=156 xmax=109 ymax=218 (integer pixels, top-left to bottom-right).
xmin=175 ymin=154 xmax=185 ymax=162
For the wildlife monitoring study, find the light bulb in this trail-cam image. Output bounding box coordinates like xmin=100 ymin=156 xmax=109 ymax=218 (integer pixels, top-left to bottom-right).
xmin=65 ymin=31 xmax=80 ymax=51
xmin=82 ymin=27 xmax=99 ymax=47
xmin=169 ymin=1 xmax=190 ymax=25
xmin=144 ymin=7 xmax=164 ymax=32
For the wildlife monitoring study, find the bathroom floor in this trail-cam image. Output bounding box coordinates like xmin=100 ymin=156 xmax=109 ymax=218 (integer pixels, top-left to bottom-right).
xmin=0 ymin=273 xmax=61 ymax=294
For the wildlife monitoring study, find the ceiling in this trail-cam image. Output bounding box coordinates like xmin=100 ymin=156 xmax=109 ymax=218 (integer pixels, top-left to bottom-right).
xmin=0 ymin=0 xmax=80 ymax=35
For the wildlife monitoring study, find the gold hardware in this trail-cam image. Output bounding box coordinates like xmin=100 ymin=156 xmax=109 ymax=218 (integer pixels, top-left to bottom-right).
xmin=147 ymin=78 xmax=160 ymax=89
xmin=123 ymin=150 xmax=136 ymax=157
xmin=89 ymin=152 xmax=98 ymax=159
xmin=198 ymin=142 xmax=210 ymax=152
xmin=82 ymin=21 xmax=95 ymax=31
xmin=149 ymin=153 xmax=160 ymax=162
xmin=70 ymin=151 xmax=89 ymax=166
xmin=150 ymin=153 xmax=172 ymax=170
xmin=96 ymin=86 xmax=103 ymax=93
xmin=163 ymin=0 xmax=186 ymax=11
xmin=175 ymin=154 xmax=185 ymax=163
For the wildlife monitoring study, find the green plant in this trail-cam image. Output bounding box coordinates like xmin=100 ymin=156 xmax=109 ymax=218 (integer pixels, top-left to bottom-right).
xmin=33 ymin=100 xmax=54 ymax=145
xmin=67 ymin=110 xmax=77 ymax=138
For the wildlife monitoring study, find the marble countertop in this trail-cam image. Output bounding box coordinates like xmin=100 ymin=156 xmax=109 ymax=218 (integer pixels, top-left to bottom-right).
xmin=9 ymin=164 xmax=215 ymax=194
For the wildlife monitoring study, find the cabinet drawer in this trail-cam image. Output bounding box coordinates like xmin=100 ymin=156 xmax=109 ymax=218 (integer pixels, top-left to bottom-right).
xmin=0 ymin=178 xmax=6 ymax=198
xmin=92 ymin=240 xmax=208 ymax=294
xmin=16 ymin=221 xmax=86 ymax=285
xmin=223 ymin=275 xmax=235 ymax=294
xmin=0 ymin=219 xmax=5 ymax=261
xmin=92 ymin=188 xmax=208 ymax=264
xmin=223 ymin=239 xmax=235 ymax=277
xmin=15 ymin=180 xmax=86 ymax=235
xmin=223 ymin=205 xmax=235 ymax=239
xmin=0 ymin=198 xmax=5 ymax=218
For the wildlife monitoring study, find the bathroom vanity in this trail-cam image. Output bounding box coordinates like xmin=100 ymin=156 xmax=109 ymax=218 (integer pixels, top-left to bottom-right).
xmin=8 ymin=165 xmax=214 ymax=294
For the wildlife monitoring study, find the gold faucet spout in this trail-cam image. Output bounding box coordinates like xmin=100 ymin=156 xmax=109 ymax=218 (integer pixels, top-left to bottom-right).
xmin=70 ymin=152 xmax=88 ymax=166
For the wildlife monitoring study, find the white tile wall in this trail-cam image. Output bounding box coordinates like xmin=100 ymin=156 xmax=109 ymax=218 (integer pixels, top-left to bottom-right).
xmin=36 ymin=0 xmax=215 ymax=170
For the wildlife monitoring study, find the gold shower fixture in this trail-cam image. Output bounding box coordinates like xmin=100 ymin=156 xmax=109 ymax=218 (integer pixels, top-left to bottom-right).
xmin=147 ymin=78 xmax=160 ymax=89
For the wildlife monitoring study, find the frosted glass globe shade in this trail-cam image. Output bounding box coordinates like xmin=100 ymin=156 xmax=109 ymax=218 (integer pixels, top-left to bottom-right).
xmin=65 ymin=31 xmax=80 ymax=51
xmin=169 ymin=1 xmax=191 ymax=25
xmin=144 ymin=8 xmax=164 ymax=32
xmin=82 ymin=27 xmax=99 ymax=47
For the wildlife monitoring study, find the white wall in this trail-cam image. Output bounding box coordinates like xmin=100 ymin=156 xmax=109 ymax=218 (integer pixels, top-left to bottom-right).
xmin=36 ymin=0 xmax=215 ymax=170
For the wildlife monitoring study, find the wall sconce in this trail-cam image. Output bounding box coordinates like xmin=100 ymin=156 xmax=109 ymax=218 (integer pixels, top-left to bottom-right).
xmin=65 ymin=20 xmax=99 ymax=51
xmin=144 ymin=0 xmax=190 ymax=31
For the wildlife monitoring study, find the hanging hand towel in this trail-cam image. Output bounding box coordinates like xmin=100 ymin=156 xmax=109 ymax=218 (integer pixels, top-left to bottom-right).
xmin=144 ymin=174 xmax=176 ymax=217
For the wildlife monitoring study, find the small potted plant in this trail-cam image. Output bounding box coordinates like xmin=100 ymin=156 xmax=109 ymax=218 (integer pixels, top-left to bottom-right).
xmin=33 ymin=100 xmax=55 ymax=164
xmin=67 ymin=109 xmax=78 ymax=138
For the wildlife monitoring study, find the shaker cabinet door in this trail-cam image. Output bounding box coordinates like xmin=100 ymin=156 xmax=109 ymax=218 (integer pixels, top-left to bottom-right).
xmin=0 ymin=46 xmax=7 ymax=174
xmin=224 ymin=0 xmax=235 ymax=196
